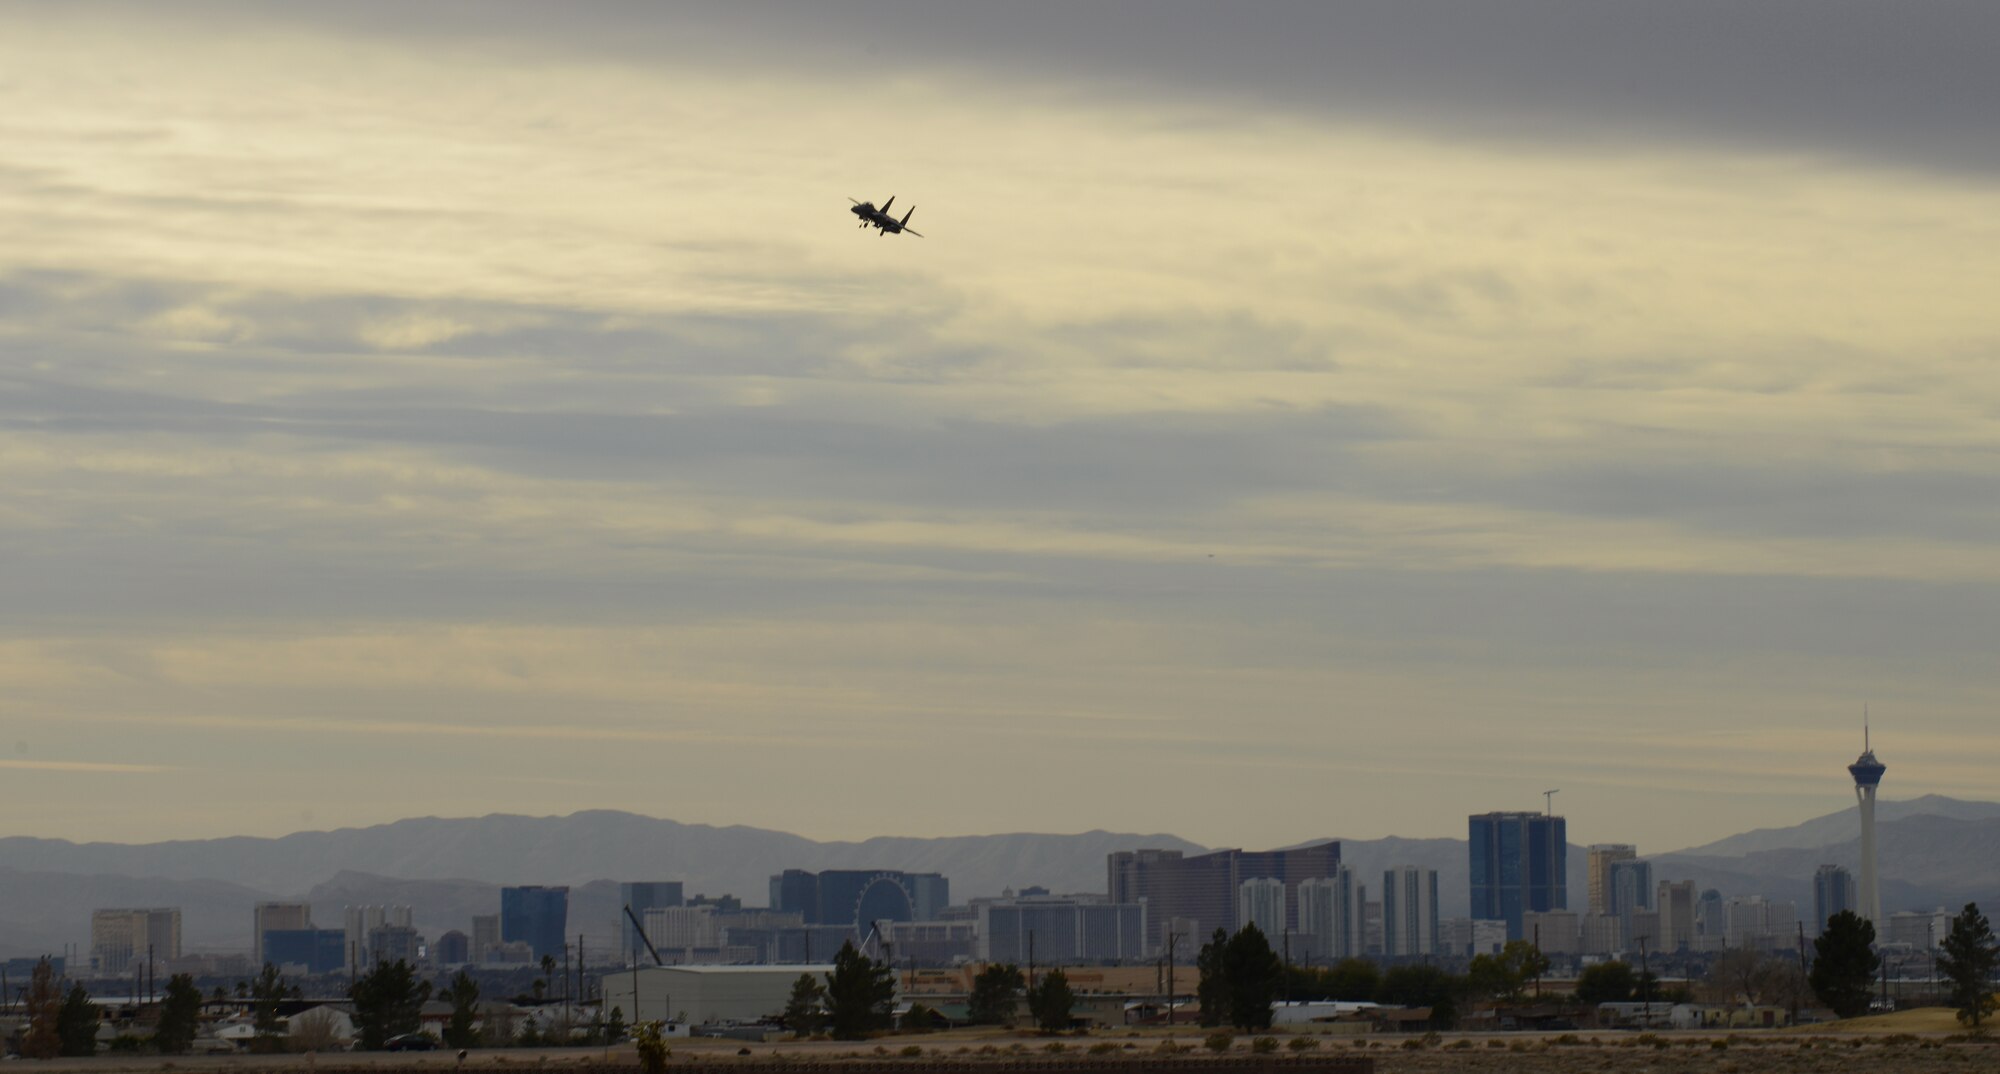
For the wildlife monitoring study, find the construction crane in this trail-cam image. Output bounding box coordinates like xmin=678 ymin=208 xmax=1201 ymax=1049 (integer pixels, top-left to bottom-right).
xmin=1543 ymin=789 xmax=1560 ymax=815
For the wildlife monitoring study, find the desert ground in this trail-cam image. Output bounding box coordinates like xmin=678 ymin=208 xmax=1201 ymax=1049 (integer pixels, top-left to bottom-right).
xmin=11 ymin=1011 xmax=1998 ymax=1074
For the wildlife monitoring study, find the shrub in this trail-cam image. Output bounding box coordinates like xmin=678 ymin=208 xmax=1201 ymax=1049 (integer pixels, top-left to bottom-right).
xmin=1251 ymin=1037 xmax=1278 ymax=1054
xmin=1042 ymin=1042 xmax=1066 ymax=1054
xmin=1088 ymin=1042 xmax=1120 ymax=1055
xmin=1399 ymin=1038 xmax=1425 ymax=1051
xmin=1203 ymin=1032 xmax=1234 ymax=1053
xmin=1153 ymin=1040 xmax=1188 ymax=1055
xmin=1286 ymin=1036 xmax=1319 ymax=1053
xmin=899 ymin=1045 xmax=923 ymax=1058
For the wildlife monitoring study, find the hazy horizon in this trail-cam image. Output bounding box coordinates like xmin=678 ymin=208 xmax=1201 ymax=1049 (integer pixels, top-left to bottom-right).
xmin=4 ymin=2 xmax=1997 ymax=852
xmin=1 ymin=792 xmax=1969 ymax=860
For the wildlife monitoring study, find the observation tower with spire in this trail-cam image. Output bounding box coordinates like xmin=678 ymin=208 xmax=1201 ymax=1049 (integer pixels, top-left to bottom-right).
xmin=1848 ymin=725 xmax=1887 ymax=930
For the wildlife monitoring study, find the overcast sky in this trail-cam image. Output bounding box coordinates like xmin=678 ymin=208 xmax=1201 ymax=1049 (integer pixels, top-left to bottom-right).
xmin=3 ymin=1 xmax=1996 ymax=855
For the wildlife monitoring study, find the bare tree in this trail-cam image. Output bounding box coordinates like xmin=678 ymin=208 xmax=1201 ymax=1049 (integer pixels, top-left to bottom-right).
xmin=289 ymin=1008 xmax=346 ymax=1053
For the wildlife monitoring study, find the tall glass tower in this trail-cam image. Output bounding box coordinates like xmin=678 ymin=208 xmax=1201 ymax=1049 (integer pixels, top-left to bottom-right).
xmin=1469 ymin=811 xmax=1567 ymax=941
xmin=1848 ymin=732 xmax=1887 ymax=930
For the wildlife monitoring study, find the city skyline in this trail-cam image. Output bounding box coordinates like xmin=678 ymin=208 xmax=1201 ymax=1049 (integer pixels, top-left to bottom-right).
xmin=5 ymin=2 xmax=1999 ymax=851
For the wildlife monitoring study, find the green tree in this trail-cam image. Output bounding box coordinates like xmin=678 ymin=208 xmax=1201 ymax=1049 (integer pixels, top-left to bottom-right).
xmin=1574 ymin=961 xmax=1636 ymax=1005
xmin=154 ymin=973 xmax=202 ymax=1055
xmin=1325 ymin=958 xmax=1380 ymax=1002
xmin=898 ymin=1002 xmax=941 ymax=1032
xmin=783 ymin=972 xmax=827 ymax=1034
xmin=1468 ymin=940 xmax=1549 ymax=1002
xmin=821 ymin=940 xmax=895 ymax=1040
xmin=632 ymin=1020 xmax=670 ymax=1074
xmin=603 ymin=1005 xmax=627 ymax=1044
xmin=349 ymin=959 xmax=433 ymax=1050
xmin=1027 ymin=968 xmax=1075 ymax=1033
xmin=249 ymin=963 xmax=295 ymax=1051
xmin=1377 ymin=964 xmax=1461 ymax=1027
xmin=1195 ymin=928 xmax=1229 ymax=1027
xmin=1938 ymin=902 xmax=1999 ymax=1028
xmin=441 ymin=969 xmax=481 ymax=1048
xmin=1808 ymin=910 xmax=1880 ymax=1018
xmin=1222 ymin=924 xmax=1284 ymax=1030
xmin=21 ymin=958 xmax=62 ymax=1059
xmin=966 ymin=963 xmax=1025 ymax=1026
xmin=58 ymin=982 xmax=99 ymax=1057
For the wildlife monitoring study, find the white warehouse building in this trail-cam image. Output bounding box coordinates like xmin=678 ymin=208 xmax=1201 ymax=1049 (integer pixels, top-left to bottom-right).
xmin=602 ymin=964 xmax=846 ymax=1026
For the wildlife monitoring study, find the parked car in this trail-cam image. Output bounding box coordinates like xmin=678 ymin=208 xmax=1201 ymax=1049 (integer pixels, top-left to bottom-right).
xmin=385 ymin=1033 xmax=440 ymax=1052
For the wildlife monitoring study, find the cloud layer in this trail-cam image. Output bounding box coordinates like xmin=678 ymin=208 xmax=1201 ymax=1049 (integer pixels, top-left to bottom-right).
xmin=2 ymin=3 xmax=1997 ymax=852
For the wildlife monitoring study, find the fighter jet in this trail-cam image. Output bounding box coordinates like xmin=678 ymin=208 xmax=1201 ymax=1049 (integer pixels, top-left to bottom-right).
xmin=847 ymin=195 xmax=923 ymax=237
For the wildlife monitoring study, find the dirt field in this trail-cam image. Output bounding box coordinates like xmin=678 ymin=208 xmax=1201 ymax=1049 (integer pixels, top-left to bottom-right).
xmin=12 ymin=1020 xmax=1999 ymax=1074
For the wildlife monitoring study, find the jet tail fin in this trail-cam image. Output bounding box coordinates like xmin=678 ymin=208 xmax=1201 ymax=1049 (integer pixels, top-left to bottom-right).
xmin=900 ymin=206 xmax=914 ymax=225
xmin=880 ymin=195 xmax=894 ymax=213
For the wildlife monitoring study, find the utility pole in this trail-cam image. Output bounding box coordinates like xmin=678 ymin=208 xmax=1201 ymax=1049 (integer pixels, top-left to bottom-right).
xmin=1282 ymin=926 xmax=1291 ymax=1008
xmin=1027 ymin=930 xmax=1036 ymax=992
xmin=1795 ymin=922 xmax=1808 ymax=1026
xmin=1165 ymin=929 xmax=1178 ymax=1027
xmin=1638 ymin=935 xmax=1650 ymax=1028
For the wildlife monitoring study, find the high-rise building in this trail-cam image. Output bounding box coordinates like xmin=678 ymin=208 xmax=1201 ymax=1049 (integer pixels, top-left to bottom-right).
xmin=644 ymin=906 xmax=720 ymax=950
xmin=1579 ymin=912 xmax=1623 ymax=956
xmin=976 ymin=896 xmax=1146 ymax=964
xmin=1108 ymin=842 xmax=1342 ymax=954
xmin=1380 ymin=866 xmax=1439 ymax=958
xmin=1522 ymin=910 xmax=1579 ymax=955
xmin=471 ymin=914 xmax=501 ymax=961
xmin=344 ymin=905 xmax=412 ymax=966
xmin=1694 ymin=888 xmax=1726 ymax=951
xmin=1655 ymin=880 xmax=1696 ymax=951
xmin=501 ymin=886 xmax=570 ymax=961
xmin=1237 ymin=878 xmax=1287 ymax=938
xmin=253 ymin=902 xmax=312 ymax=968
xmin=90 ymin=908 xmax=181 ymax=975
xmin=1848 ymin=732 xmax=1887 ymax=929
xmin=1468 ymin=812 xmax=1567 ymax=941
xmin=1296 ymin=869 xmax=1359 ymax=962
xmin=262 ymin=928 xmax=346 ymax=975
xmin=1608 ymin=859 xmax=1653 ymax=942
xmin=620 ymin=882 xmax=685 ymax=963
xmin=1586 ymin=845 xmax=1637 ymax=915
xmin=1440 ymin=917 xmax=1508 ymax=957
xmin=367 ymin=925 xmax=421 ymax=966
xmin=433 ymin=930 xmax=471 ymax=965
xmin=1813 ymin=864 xmax=1857 ymax=934
xmin=767 ymin=869 xmax=949 ymax=934
xmin=1723 ymin=896 xmax=1799 ymax=951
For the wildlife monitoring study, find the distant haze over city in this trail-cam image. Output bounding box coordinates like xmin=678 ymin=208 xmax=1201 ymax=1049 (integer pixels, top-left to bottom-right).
xmin=6 ymin=795 xmax=1998 ymax=959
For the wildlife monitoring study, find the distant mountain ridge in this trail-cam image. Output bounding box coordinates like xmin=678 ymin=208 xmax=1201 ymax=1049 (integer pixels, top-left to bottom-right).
xmin=0 ymin=811 xmax=1206 ymax=898
xmin=1665 ymin=794 xmax=2000 ymax=858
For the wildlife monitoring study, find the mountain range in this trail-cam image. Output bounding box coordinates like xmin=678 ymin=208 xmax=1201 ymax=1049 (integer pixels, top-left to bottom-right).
xmin=4 ymin=796 xmax=1996 ymax=959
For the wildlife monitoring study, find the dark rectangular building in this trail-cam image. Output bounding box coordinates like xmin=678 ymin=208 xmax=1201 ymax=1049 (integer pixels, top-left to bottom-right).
xmin=767 ymin=869 xmax=950 ymax=934
xmin=1468 ymin=811 xmax=1567 ymax=941
xmin=263 ymin=928 xmax=346 ymax=975
xmin=501 ymin=885 xmax=569 ymax=961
